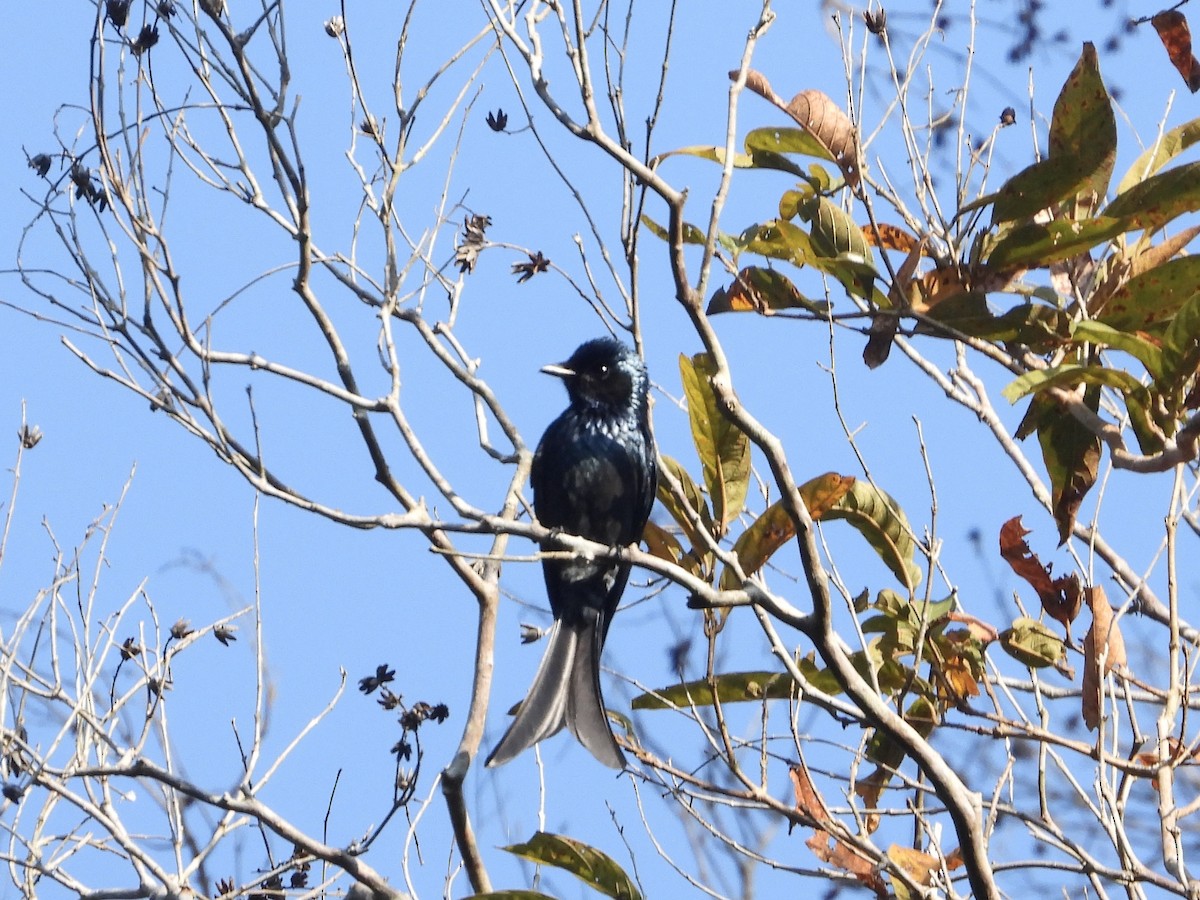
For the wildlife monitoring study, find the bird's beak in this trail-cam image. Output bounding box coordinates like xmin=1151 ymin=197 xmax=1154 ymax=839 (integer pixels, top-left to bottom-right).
xmin=540 ymin=363 xmax=575 ymax=379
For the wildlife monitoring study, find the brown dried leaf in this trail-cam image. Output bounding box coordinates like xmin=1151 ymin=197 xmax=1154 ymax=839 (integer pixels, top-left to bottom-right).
xmin=854 ymin=767 xmax=888 ymax=819
xmin=887 ymin=236 xmax=927 ymax=311
xmin=786 ymin=90 xmax=861 ymax=189
xmin=1130 ymin=224 xmax=1200 ymax=278
xmin=806 ymin=833 xmax=885 ymax=897
xmin=1152 ymin=10 xmax=1200 ymax=93
xmin=791 ymin=760 xmax=885 ymax=896
xmin=909 ymin=265 xmax=974 ymax=313
xmin=1082 ymin=585 xmax=1127 ymax=731
xmin=938 ymin=654 xmax=981 ymax=702
xmin=732 ymin=70 xmax=860 ymax=189
xmin=887 ymin=845 xmax=939 ymax=887
xmin=998 ymin=517 xmax=1083 ymax=627
xmin=710 ymin=267 xmax=809 ymax=314
xmin=1135 ymin=738 xmax=1200 ymax=773
xmin=737 ymin=68 xmax=788 ymax=107
xmin=788 ymin=760 xmax=832 ymax=827
xmin=948 ymin=612 xmax=999 ymax=644
xmin=862 ymin=222 xmax=924 ymax=254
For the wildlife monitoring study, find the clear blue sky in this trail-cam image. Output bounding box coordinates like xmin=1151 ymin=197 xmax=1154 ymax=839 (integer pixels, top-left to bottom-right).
xmin=0 ymin=2 xmax=1193 ymax=897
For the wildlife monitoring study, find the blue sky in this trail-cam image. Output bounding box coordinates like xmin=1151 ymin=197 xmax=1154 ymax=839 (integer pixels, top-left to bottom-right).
xmin=1 ymin=2 xmax=1196 ymax=897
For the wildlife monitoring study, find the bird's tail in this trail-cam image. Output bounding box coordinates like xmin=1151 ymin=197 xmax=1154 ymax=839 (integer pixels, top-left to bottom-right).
xmin=485 ymin=611 xmax=625 ymax=769
xmin=565 ymin=608 xmax=625 ymax=769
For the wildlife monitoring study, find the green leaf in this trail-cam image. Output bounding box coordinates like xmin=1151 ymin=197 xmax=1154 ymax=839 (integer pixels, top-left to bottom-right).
xmin=741 ymin=149 xmax=809 ymax=179
xmin=807 ymin=163 xmax=834 ymax=192
xmin=824 ymin=481 xmax=923 ymax=590
xmin=798 ymin=196 xmax=873 ymax=261
xmin=1116 ymin=116 xmax=1200 ymax=195
xmin=1099 ymin=254 xmax=1200 ymax=336
xmin=1096 ymin=256 xmax=1200 ymax=332
xmin=656 ymin=455 xmax=715 ymax=555
xmin=998 ymin=617 xmax=1065 ymax=668
xmin=794 ymin=197 xmax=877 ymax=298
xmin=642 ymin=520 xmax=687 ymax=567
xmin=1070 ymin=320 xmax=1165 ymax=382
xmin=1160 ymin=291 xmax=1200 ymax=391
xmin=679 ymin=354 xmax=751 ymax=534
xmin=651 ymin=131 xmax=823 ymax=179
xmin=1002 ymin=363 xmax=1148 ymax=404
xmin=866 ymin=696 xmax=937 ymax=768
xmin=736 ymin=219 xmax=814 ymax=265
xmin=796 ymin=655 xmax=846 ymax=695
xmin=649 ymin=144 xmax=754 ymax=169
xmin=639 ymin=213 xmax=709 ymax=246
xmin=1127 ymin=391 xmax=1165 ymax=455
xmin=990 ymin=158 xmax=1085 ymax=225
xmin=501 ymin=833 xmax=642 ymax=900
xmin=991 ymin=43 xmax=1115 ymax=223
xmin=862 ymin=593 xmax=958 ymax=664
xmin=921 ymin=295 xmax=1071 ymax=349
xmin=467 ymin=891 xmax=558 ymax=900
xmin=1101 ymin=161 xmax=1200 ymax=233
xmin=1053 ymin=67 xmax=1115 ymax=219
xmin=986 ymin=216 xmax=1127 ymax=270
xmin=1032 ymin=388 xmax=1101 ymax=544
xmin=717 ymin=472 xmax=856 ymax=590
xmin=744 ymin=126 xmax=840 ymax=168
xmin=632 ymin=671 xmax=795 ymax=710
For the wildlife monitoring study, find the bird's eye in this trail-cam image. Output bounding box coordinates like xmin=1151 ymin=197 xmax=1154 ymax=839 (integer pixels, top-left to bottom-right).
xmin=598 ymin=364 xmax=610 ymax=377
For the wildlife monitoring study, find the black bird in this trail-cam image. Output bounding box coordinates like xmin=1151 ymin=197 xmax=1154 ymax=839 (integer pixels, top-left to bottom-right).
xmin=487 ymin=337 xmax=657 ymax=769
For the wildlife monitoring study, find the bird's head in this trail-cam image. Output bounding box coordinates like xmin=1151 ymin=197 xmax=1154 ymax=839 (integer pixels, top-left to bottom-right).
xmin=542 ymin=337 xmax=648 ymax=416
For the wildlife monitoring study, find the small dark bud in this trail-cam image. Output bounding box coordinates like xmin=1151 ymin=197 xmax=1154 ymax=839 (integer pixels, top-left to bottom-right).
xmin=28 ymin=154 xmax=51 ymax=177
xmin=150 ymin=389 xmax=174 ymax=412
xmin=17 ymin=424 xmax=42 ymax=449
xmin=667 ymin=638 xmax=692 ymax=673
xmin=170 ymin=619 xmax=193 ymax=639
xmin=252 ymin=874 xmax=284 ymax=900
xmin=132 ymin=24 xmax=160 ymax=55
xmin=863 ymin=8 xmax=887 ymax=37
xmin=454 ymin=214 xmax=492 ymax=274
xmin=399 ymin=708 xmax=422 ymax=730
xmin=358 ymin=664 xmax=395 ymax=694
xmin=120 ymin=637 xmax=142 ymax=660
xmin=213 ymin=624 xmax=237 ymax=646
xmin=70 ymin=163 xmax=92 ymax=194
xmin=2 ymin=784 xmax=23 ymax=803
xmin=999 ymin=106 xmax=1017 ymax=127
xmin=512 ymin=250 xmax=550 ymax=283
xmin=106 ymin=0 xmax=131 ymax=29
xmin=486 ymin=109 xmax=508 ymax=132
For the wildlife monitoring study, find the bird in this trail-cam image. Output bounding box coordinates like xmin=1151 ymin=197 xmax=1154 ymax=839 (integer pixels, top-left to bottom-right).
xmin=486 ymin=337 xmax=657 ymax=769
